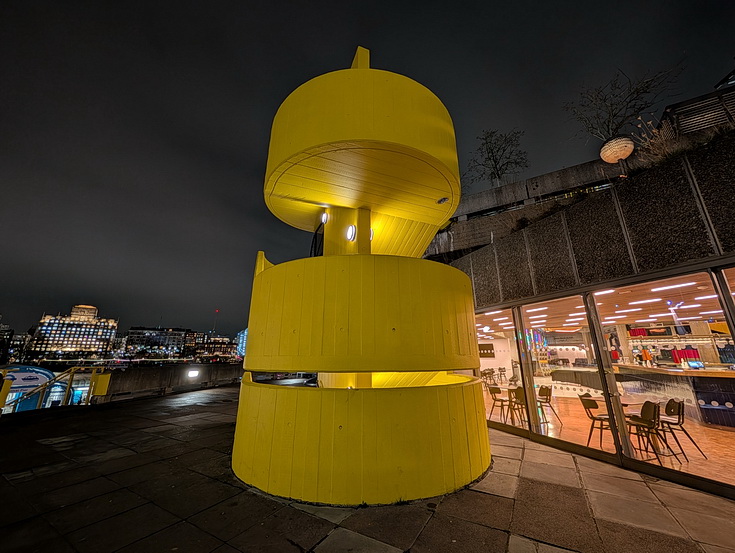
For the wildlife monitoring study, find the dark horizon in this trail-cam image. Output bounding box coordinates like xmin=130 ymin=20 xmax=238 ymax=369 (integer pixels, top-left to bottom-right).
xmin=1 ymin=1 xmax=734 ymax=337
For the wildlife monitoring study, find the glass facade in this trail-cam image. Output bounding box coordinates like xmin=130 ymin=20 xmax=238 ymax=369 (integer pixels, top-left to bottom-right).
xmin=475 ymin=266 xmax=735 ymax=492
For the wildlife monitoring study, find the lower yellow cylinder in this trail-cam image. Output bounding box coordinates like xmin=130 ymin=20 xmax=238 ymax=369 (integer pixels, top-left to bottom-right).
xmin=232 ymin=373 xmax=490 ymax=505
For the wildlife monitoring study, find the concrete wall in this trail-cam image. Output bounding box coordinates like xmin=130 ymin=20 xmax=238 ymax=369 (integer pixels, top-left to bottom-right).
xmin=448 ymin=132 xmax=735 ymax=309
xmin=97 ymin=363 xmax=243 ymax=402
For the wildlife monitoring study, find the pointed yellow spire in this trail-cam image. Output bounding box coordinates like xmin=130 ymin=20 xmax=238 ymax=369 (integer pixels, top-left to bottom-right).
xmin=351 ymin=46 xmax=370 ymax=69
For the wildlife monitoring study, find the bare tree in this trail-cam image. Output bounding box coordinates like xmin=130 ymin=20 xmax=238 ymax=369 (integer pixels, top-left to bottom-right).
xmin=464 ymin=129 xmax=529 ymax=191
xmin=564 ymin=64 xmax=683 ymax=142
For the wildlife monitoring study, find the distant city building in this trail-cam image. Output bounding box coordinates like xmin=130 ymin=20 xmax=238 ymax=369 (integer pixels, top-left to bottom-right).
xmin=202 ymin=335 xmax=236 ymax=358
xmin=184 ymin=330 xmax=208 ymax=357
xmin=26 ymin=305 xmax=118 ymax=360
xmin=0 ymin=323 xmax=13 ymax=364
xmin=236 ymin=329 xmax=248 ymax=357
xmin=125 ymin=327 xmax=189 ymax=358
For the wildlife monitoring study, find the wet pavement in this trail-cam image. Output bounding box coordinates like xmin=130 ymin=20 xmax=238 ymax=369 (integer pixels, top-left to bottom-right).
xmin=1 ymin=385 xmax=734 ymax=552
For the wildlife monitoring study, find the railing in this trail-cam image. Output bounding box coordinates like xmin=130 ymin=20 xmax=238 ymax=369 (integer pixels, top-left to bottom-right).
xmin=0 ymin=366 xmax=110 ymax=414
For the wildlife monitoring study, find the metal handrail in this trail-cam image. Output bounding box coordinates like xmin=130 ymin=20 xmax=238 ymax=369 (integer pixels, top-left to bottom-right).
xmin=3 ymin=366 xmax=100 ymax=411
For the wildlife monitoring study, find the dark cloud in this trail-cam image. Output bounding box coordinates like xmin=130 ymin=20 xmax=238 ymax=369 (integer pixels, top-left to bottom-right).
xmin=1 ymin=0 xmax=733 ymax=336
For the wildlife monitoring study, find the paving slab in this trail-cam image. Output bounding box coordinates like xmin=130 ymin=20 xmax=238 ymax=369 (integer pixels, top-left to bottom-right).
xmin=648 ymin=481 xmax=735 ymax=518
xmin=520 ymin=461 xmax=581 ymax=488
xmin=411 ymin=513 xmax=508 ymax=553
xmin=3 ymin=516 xmax=76 ymax=553
xmin=129 ymin=470 xmax=241 ymax=518
xmin=313 ymin=527 xmax=402 ymax=553
xmin=292 ymin=502 xmax=356 ymax=524
xmin=490 ymin=456 xmax=522 ymax=476
xmin=188 ymin=491 xmax=283 ymax=541
xmin=512 ymin=478 xmax=602 ymax=553
xmin=522 ymin=449 xmax=576 ymax=468
xmin=471 ymin=471 xmax=519 ymax=499
xmin=508 ymin=534 xmax=537 ymax=553
xmin=437 ymin=489 xmax=513 ymax=530
xmin=341 ymin=503 xmax=433 ymax=549
xmin=586 ymin=490 xmax=687 ymax=537
xmin=595 ymin=518 xmax=703 ymax=553
xmin=66 ymin=503 xmax=179 ymax=553
xmin=28 ymin=475 xmax=121 ymax=512
xmin=492 ymin=444 xmax=524 ymax=460
xmin=574 ymin=455 xmax=643 ymax=481
xmin=44 ymin=488 xmax=147 ymax=534
xmin=117 ymin=521 xmax=223 ymax=553
xmin=579 ymin=471 xmax=659 ymax=502
xmin=227 ymin=505 xmax=334 ymax=552
xmin=668 ymin=507 xmax=735 ymax=549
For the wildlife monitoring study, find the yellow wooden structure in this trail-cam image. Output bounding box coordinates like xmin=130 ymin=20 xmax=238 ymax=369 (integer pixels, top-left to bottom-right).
xmin=232 ymin=47 xmax=490 ymax=505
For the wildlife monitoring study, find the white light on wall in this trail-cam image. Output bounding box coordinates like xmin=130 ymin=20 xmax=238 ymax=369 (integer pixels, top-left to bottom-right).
xmin=370 ymin=228 xmax=374 ymax=241
xmin=568 ymin=312 xmax=586 ymax=316
xmin=321 ymin=212 xmax=329 ymax=224
xmin=648 ymin=313 xmax=676 ymax=317
xmin=651 ymin=282 xmax=696 ymax=292
xmin=526 ymin=307 xmax=548 ymax=312
xmin=678 ymin=304 xmax=702 ymax=309
xmin=484 ymin=310 xmax=502 ymax=315
xmin=594 ymin=289 xmax=616 ymax=296
xmin=700 ymin=310 xmax=723 ymax=314
xmin=188 ymin=370 xmax=199 ymax=378
xmin=635 ymin=319 xmax=658 ymax=322
xmin=346 ymin=225 xmax=356 ymax=241
xmin=528 ymin=315 xmax=546 ymax=319
xmin=566 ymin=318 xmax=584 ymax=322
xmin=695 ymin=295 xmax=718 ymax=300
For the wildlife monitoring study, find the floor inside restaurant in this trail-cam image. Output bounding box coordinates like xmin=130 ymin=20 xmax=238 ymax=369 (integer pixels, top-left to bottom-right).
xmin=483 ymin=387 xmax=735 ymax=489
xmin=2 ymin=385 xmax=735 ymax=553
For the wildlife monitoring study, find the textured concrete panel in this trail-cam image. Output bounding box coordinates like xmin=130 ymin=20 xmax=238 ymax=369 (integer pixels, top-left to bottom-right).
xmin=616 ymin=159 xmax=715 ymax=272
xmin=496 ymin=231 xmax=533 ymax=301
xmin=565 ymin=190 xmax=633 ymax=284
xmin=468 ymin=245 xmax=502 ymax=308
xmin=526 ymin=213 xmax=578 ymax=294
xmin=687 ymin=133 xmax=735 ymax=253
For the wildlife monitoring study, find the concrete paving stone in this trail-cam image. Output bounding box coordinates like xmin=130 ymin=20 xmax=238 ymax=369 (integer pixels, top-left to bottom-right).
xmin=43 ymin=488 xmax=147 ymax=534
xmin=522 ymin=449 xmax=576 ymax=468
xmin=140 ymin=424 xmax=181 ymax=433
xmin=107 ymin=460 xmax=181 ymax=486
xmin=491 ymin=456 xmax=522 ymax=476
xmin=489 ymin=430 xmax=526 ymax=448
xmin=701 ymin=545 xmax=735 ymax=553
xmin=117 ymin=521 xmax=223 ymax=553
xmin=227 ymin=505 xmax=334 ymax=552
xmin=648 ymin=482 xmax=735 ymax=519
xmin=579 ymin=471 xmax=659 ymax=503
xmin=512 ymin=478 xmax=602 ymax=553
xmin=520 ymin=461 xmax=581 ymax=488
xmin=492 ymin=444 xmax=524 ymax=460
xmin=131 ymin=435 xmax=184 ymax=453
xmin=586 ymin=490 xmax=687 ymax=537
xmin=313 ymin=527 xmax=402 ymax=553
xmin=106 ymin=430 xmax=160 ymax=447
xmin=188 ymin=490 xmax=283 ymax=541
xmin=75 ymin=446 xmax=138 ymax=464
xmin=167 ymin=447 xmax=226 ymax=467
xmin=31 ymin=460 xmax=81 ymax=477
xmin=0 ymin=485 xmax=40 ymax=527
xmin=537 ymin=544 xmax=578 ymax=552
xmin=147 ymin=440 xmax=203 ymax=460
xmin=508 ymin=534 xmax=537 ymax=553
xmin=66 ymin=503 xmax=179 ymax=553
xmin=596 ymin=519 xmax=703 ymax=553
xmin=189 ymin=454 xmax=235 ymax=480
xmin=471 ymin=471 xmax=519 ymax=499
xmin=523 ymin=441 xmax=560 ymax=452
xmin=669 ymin=507 xmax=735 ymax=549
xmin=292 ymin=502 xmax=355 ymax=524
xmin=437 ymin=489 xmax=513 ymax=530
xmin=129 ymin=470 xmax=241 ymax=518
xmin=3 ymin=515 xmax=76 ymax=553
xmin=211 ymin=545 xmax=241 ymax=553
xmin=341 ymin=503 xmax=432 ymax=550
xmin=574 ymin=456 xmax=642 ymax=481
xmin=93 ymin=451 xmax=161 ymax=475
xmin=28 ymin=475 xmax=121 ymax=512
xmin=11 ymin=465 xmax=101 ymax=495
xmin=410 ymin=512 xmax=508 ymax=553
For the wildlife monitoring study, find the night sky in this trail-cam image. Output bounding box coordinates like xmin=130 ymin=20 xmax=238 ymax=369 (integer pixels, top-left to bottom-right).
xmin=1 ymin=1 xmax=733 ymax=338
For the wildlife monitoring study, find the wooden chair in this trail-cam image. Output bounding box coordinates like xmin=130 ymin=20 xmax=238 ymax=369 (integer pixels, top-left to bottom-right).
xmin=659 ymin=399 xmax=707 ymax=461
xmin=508 ymin=387 xmax=527 ymax=426
xmin=488 ymin=386 xmax=509 ymax=423
xmin=628 ymin=401 xmax=682 ymax=465
xmin=579 ymin=394 xmax=611 ymax=449
xmin=537 ymin=385 xmax=562 ymax=425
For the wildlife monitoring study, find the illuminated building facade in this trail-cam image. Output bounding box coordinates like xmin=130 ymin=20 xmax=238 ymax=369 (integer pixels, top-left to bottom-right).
xmin=125 ymin=327 xmax=188 ymax=358
xmin=27 ymin=305 xmax=118 ymax=360
xmin=236 ymin=329 xmax=247 ymax=357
